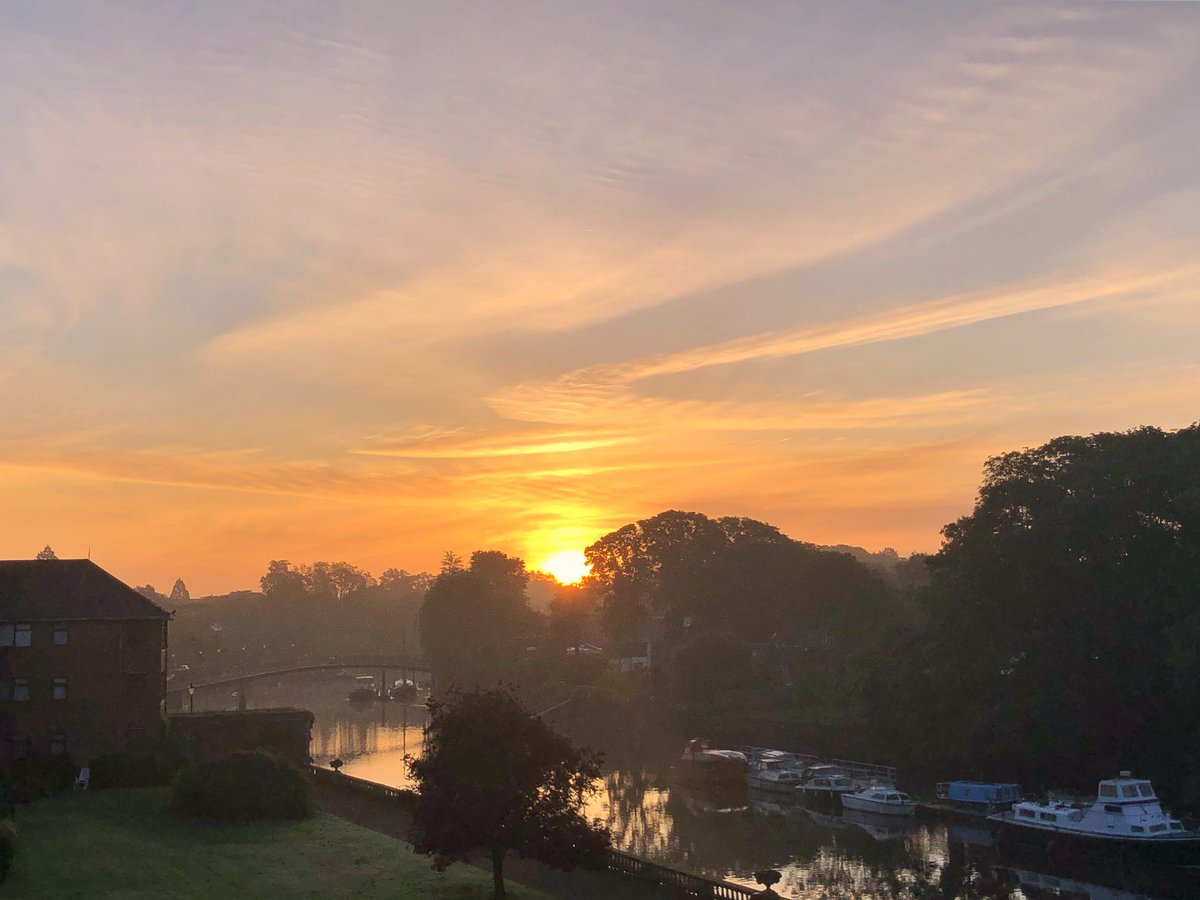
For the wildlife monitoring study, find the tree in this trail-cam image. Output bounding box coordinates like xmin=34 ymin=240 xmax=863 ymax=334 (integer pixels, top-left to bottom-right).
xmin=260 ymin=560 xmax=307 ymax=599
xmin=408 ymin=686 xmax=609 ymax=897
xmin=36 ymin=545 xmax=57 ymax=560
xmin=169 ymin=578 xmax=190 ymax=605
xmin=419 ymin=551 xmax=538 ymax=687
xmin=870 ymin=424 xmax=1200 ymax=795
xmin=134 ymin=584 xmax=167 ymax=603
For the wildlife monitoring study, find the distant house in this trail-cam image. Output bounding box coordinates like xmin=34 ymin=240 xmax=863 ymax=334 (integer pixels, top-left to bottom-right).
xmin=0 ymin=559 xmax=170 ymax=763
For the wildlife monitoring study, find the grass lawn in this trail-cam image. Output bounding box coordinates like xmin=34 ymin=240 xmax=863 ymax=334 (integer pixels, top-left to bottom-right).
xmin=3 ymin=788 xmax=554 ymax=899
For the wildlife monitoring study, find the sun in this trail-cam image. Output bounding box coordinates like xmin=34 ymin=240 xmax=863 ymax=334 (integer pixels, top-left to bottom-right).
xmin=538 ymin=550 xmax=591 ymax=585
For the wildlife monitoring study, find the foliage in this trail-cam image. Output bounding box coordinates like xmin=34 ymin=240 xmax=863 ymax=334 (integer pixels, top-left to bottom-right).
xmin=0 ymin=818 xmax=14 ymax=884
xmin=259 ymin=559 xmax=377 ymax=601
xmin=4 ymin=755 xmax=74 ymax=802
xmin=170 ymin=564 xmax=429 ymax=680
xmin=169 ymin=578 xmax=190 ymax=604
xmin=408 ymin=686 xmax=609 ymax=898
xmin=869 ymin=424 xmax=1200 ymax=799
xmin=90 ymin=744 xmax=185 ymax=790
xmin=35 ymin=545 xmax=56 ymax=560
xmin=418 ymin=551 xmax=539 ymax=687
xmin=5 ymin=788 xmax=554 ymax=899
xmin=168 ymin=750 xmax=313 ymax=822
xmin=670 ymin=629 xmax=758 ymax=703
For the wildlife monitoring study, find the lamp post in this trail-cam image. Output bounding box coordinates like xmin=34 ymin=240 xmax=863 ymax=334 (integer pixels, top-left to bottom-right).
xmin=187 ymin=682 xmax=195 ymax=714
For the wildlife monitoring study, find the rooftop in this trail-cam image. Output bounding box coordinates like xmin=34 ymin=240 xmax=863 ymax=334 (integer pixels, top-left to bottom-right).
xmin=0 ymin=559 xmax=171 ymax=622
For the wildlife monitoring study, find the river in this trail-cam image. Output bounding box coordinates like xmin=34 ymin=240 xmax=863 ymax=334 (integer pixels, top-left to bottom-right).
xmin=200 ymin=671 xmax=1198 ymax=899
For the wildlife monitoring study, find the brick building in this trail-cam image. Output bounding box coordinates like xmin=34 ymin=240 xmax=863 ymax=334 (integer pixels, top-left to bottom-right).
xmin=0 ymin=559 xmax=170 ymax=763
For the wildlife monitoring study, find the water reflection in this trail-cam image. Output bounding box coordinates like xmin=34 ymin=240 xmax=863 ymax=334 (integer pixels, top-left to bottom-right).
xmin=236 ymin=675 xmax=1197 ymax=899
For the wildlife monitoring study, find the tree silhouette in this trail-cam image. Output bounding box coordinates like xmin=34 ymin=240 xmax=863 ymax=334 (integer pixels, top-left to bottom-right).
xmin=408 ymin=686 xmax=609 ymax=897
xmin=35 ymin=545 xmax=57 ymax=560
xmin=169 ymin=578 xmax=190 ymax=605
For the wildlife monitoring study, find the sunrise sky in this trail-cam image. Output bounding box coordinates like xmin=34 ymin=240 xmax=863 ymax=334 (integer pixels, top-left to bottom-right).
xmin=2 ymin=2 xmax=1199 ymax=594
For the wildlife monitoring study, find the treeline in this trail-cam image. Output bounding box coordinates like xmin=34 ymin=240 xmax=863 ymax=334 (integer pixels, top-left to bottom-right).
xmin=417 ymin=424 xmax=1200 ymax=807
xmin=169 ymin=562 xmax=431 ymax=680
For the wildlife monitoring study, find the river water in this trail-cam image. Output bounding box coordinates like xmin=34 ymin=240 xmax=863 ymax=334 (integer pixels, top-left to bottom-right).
xmin=206 ymin=672 xmax=1198 ymax=899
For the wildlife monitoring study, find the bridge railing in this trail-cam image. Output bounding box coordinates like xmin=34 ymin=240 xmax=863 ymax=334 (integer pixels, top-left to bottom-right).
xmin=309 ymin=764 xmax=766 ymax=898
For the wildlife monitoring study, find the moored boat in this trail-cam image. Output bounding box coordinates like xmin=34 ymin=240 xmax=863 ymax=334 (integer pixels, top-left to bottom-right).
xmin=936 ymin=780 xmax=1022 ymax=814
xmin=841 ymin=787 xmax=917 ymax=816
xmin=798 ymin=765 xmax=854 ymax=799
xmin=674 ymin=739 xmax=748 ymax=786
xmin=746 ymin=751 xmax=806 ymax=793
xmin=990 ymin=772 xmax=1200 ymax=865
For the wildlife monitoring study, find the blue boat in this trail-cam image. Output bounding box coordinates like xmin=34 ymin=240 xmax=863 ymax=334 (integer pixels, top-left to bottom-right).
xmin=936 ymin=780 xmax=1022 ymax=813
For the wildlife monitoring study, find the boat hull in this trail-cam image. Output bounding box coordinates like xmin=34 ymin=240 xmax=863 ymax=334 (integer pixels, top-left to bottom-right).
xmin=841 ymin=794 xmax=915 ymax=816
xmin=994 ymin=817 xmax=1200 ymax=867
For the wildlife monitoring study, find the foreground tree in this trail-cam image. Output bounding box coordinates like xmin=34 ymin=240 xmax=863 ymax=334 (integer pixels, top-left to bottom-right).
xmin=408 ymin=686 xmax=609 ymax=897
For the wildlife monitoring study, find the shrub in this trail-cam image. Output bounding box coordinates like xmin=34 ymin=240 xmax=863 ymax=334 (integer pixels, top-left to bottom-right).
xmin=168 ymin=750 xmax=313 ymax=822
xmin=0 ymin=819 xmax=15 ymax=883
xmin=5 ymin=756 xmax=74 ymax=802
xmin=91 ymin=748 xmax=184 ymax=789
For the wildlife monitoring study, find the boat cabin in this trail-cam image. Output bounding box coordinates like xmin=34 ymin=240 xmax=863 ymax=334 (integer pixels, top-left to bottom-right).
xmin=1004 ymin=772 xmax=1189 ymax=840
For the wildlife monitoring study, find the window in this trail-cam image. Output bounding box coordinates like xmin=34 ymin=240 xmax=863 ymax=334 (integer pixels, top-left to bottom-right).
xmin=1019 ymin=808 xmax=1035 ymax=818
xmin=1138 ymin=783 xmax=1155 ymax=797
xmin=1099 ymin=784 xmax=1118 ymax=798
xmin=52 ymin=677 xmax=67 ymax=700
xmin=1 ymin=623 xmax=32 ymax=647
xmin=1132 ymin=825 xmax=1145 ymax=833
xmin=54 ymin=625 xmax=68 ymax=645
xmin=1122 ymin=785 xmax=1140 ymax=798
xmin=50 ymin=731 xmax=67 ymax=756
xmin=13 ymin=678 xmax=29 ymax=701
xmin=1150 ymin=823 xmax=1167 ymax=833
xmin=0 ymin=682 xmax=10 ymax=701
xmin=1040 ymin=812 xmax=1057 ymax=822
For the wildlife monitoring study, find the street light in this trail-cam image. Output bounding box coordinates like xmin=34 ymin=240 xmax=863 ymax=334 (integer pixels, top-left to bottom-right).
xmin=187 ymin=682 xmax=195 ymax=714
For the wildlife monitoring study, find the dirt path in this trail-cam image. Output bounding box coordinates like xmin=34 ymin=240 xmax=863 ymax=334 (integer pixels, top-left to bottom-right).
xmin=311 ymin=781 xmax=673 ymax=899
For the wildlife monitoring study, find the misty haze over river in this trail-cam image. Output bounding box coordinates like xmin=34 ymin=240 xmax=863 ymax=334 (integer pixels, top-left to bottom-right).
xmin=190 ymin=672 xmax=1198 ymax=900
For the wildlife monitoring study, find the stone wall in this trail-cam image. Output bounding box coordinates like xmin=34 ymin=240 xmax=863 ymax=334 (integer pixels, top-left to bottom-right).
xmin=168 ymin=708 xmax=314 ymax=767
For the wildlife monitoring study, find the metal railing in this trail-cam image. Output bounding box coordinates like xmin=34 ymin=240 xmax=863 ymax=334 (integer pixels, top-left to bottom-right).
xmin=309 ymin=764 xmax=768 ymax=898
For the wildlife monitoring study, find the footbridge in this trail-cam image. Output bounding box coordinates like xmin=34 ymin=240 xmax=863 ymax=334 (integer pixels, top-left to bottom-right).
xmin=167 ymin=657 xmax=431 ymax=711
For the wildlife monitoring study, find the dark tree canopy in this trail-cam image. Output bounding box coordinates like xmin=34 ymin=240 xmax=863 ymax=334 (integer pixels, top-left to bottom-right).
xmin=418 ymin=551 xmax=538 ymax=687
xmin=408 ymin=686 xmax=609 ymax=897
xmin=35 ymin=545 xmax=57 ymax=560
xmin=169 ymin=578 xmax=190 ymax=605
xmin=870 ymin=424 xmax=1200 ymax=797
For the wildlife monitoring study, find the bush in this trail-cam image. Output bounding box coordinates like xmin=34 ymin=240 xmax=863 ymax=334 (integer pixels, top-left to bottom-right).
xmin=168 ymin=750 xmax=313 ymax=822
xmin=0 ymin=819 xmax=15 ymax=883
xmin=91 ymin=749 xmax=184 ymax=790
xmin=5 ymin=756 xmax=74 ymax=802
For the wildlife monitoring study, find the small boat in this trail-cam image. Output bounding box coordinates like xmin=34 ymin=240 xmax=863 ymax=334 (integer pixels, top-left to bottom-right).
xmin=348 ymin=674 xmax=380 ymax=702
xmin=936 ymin=780 xmax=1022 ymax=814
xmin=746 ymin=751 xmax=806 ymax=793
xmin=798 ymin=765 xmax=854 ymax=799
xmin=841 ymin=787 xmax=917 ymax=816
xmin=389 ymin=678 xmax=418 ymax=701
xmin=674 ymin=739 xmax=748 ymax=786
xmin=990 ymin=772 xmax=1200 ymax=865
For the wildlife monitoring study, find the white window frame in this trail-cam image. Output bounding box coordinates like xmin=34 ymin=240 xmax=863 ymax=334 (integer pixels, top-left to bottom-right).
xmin=52 ymin=677 xmax=67 ymax=700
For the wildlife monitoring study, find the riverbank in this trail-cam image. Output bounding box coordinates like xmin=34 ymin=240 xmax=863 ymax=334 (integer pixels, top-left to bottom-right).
xmin=2 ymin=788 xmax=554 ymax=898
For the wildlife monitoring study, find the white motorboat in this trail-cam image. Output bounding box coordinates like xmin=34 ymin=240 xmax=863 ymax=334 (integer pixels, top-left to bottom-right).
xmin=841 ymin=787 xmax=917 ymax=816
xmin=746 ymin=751 xmax=806 ymax=793
xmin=990 ymin=771 xmax=1200 ymax=865
xmin=798 ymin=765 xmax=855 ymax=799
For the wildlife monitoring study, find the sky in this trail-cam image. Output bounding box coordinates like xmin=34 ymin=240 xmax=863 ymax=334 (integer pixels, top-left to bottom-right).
xmin=2 ymin=2 xmax=1199 ymax=594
